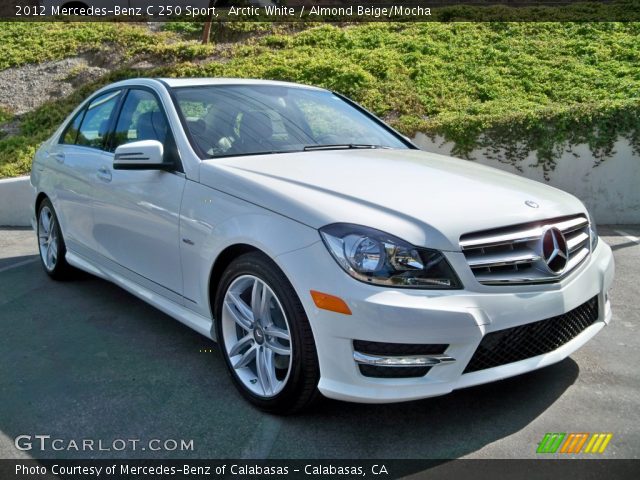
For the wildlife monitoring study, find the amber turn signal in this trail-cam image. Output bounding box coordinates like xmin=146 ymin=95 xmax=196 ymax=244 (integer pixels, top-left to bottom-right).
xmin=310 ymin=290 xmax=352 ymax=315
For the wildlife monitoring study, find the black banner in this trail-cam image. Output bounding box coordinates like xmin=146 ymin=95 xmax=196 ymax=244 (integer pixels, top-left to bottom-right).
xmin=1 ymin=460 xmax=639 ymax=480
xmin=2 ymin=1 xmax=640 ymax=22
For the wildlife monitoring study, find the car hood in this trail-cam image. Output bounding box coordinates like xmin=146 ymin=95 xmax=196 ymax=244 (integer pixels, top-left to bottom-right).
xmin=200 ymin=149 xmax=586 ymax=251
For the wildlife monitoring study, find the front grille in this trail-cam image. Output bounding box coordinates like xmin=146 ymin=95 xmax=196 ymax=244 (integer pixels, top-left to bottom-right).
xmin=463 ymin=296 xmax=599 ymax=373
xmin=460 ymin=215 xmax=591 ymax=285
xmin=353 ymin=341 xmax=448 ymax=379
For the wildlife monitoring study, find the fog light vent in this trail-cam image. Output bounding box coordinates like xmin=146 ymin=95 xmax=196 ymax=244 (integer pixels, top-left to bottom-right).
xmin=353 ymin=341 xmax=450 ymax=379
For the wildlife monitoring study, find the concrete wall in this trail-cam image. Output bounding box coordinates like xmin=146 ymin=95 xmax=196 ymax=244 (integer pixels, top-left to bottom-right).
xmin=0 ymin=176 xmax=33 ymax=227
xmin=412 ymin=134 xmax=640 ymax=224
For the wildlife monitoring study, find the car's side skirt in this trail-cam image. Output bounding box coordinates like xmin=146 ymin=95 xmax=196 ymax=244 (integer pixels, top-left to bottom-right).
xmin=65 ymin=250 xmax=215 ymax=340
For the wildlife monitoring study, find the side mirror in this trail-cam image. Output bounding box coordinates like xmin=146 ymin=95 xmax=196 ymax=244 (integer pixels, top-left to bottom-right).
xmin=113 ymin=140 xmax=170 ymax=170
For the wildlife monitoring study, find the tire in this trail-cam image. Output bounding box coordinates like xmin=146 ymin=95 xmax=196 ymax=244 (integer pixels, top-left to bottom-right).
xmin=36 ymin=198 xmax=74 ymax=280
xmin=215 ymin=252 xmax=320 ymax=414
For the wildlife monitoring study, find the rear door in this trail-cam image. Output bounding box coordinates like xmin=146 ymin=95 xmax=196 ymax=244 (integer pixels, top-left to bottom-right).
xmin=47 ymin=90 xmax=122 ymax=256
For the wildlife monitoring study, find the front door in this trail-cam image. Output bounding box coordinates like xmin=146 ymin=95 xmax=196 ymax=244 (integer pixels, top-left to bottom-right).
xmin=91 ymin=88 xmax=186 ymax=298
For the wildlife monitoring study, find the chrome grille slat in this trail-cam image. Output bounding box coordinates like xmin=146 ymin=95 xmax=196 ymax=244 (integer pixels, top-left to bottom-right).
xmin=467 ymin=249 xmax=540 ymax=268
xmin=560 ymin=222 xmax=589 ymax=235
xmin=474 ymin=272 xmax=561 ymax=285
xmin=551 ymin=217 xmax=588 ymax=232
xmin=460 ymin=215 xmax=592 ymax=285
xmin=565 ymin=229 xmax=588 ymax=240
xmin=567 ymin=232 xmax=589 ymax=253
xmin=460 ymin=229 xmax=542 ymax=249
xmin=566 ymin=246 xmax=589 ymax=270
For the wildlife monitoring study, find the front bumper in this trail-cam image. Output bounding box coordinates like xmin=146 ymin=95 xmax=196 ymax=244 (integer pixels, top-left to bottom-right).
xmin=276 ymin=238 xmax=614 ymax=403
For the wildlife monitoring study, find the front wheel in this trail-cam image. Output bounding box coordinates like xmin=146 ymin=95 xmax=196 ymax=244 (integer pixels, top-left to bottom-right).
xmin=215 ymin=252 xmax=320 ymax=414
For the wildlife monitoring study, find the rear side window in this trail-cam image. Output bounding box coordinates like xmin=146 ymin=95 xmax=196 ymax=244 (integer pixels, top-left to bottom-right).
xmin=75 ymin=90 xmax=121 ymax=150
xmin=60 ymin=110 xmax=84 ymax=145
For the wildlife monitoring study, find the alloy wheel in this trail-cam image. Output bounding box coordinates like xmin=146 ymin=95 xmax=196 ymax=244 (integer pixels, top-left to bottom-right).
xmin=221 ymin=275 xmax=293 ymax=398
xmin=38 ymin=205 xmax=59 ymax=272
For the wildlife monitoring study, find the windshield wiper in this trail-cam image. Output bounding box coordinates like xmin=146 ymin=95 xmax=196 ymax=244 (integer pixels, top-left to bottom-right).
xmin=208 ymin=149 xmax=303 ymax=159
xmin=303 ymin=144 xmax=386 ymax=151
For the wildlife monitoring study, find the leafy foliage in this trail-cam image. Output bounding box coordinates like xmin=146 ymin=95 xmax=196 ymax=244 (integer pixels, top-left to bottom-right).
xmin=0 ymin=107 xmax=11 ymax=124
xmin=0 ymin=22 xmax=217 ymax=70
xmin=0 ymin=69 xmax=136 ymax=178
xmin=174 ymin=22 xmax=640 ymax=177
xmin=1 ymin=22 xmax=639 ymax=178
xmin=162 ymin=21 xmax=280 ymax=41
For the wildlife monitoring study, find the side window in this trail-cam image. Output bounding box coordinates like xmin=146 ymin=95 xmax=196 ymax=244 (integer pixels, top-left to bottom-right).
xmin=112 ymin=89 xmax=169 ymax=151
xmin=60 ymin=109 xmax=84 ymax=145
xmin=174 ymin=96 xmax=238 ymax=156
xmin=76 ymin=90 xmax=121 ymax=150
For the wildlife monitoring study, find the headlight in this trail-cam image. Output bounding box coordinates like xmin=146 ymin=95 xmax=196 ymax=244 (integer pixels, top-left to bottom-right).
xmin=319 ymin=224 xmax=461 ymax=289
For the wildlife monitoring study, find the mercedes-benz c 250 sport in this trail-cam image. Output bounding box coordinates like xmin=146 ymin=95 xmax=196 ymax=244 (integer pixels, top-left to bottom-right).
xmin=31 ymin=78 xmax=614 ymax=413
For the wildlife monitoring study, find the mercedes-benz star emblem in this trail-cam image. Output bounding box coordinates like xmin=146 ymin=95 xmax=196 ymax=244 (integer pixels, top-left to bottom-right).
xmin=253 ymin=327 xmax=265 ymax=345
xmin=525 ymin=200 xmax=539 ymax=208
xmin=540 ymin=227 xmax=569 ymax=274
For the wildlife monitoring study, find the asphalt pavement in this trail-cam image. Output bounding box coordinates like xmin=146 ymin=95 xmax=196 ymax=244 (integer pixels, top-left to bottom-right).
xmin=0 ymin=226 xmax=638 ymax=460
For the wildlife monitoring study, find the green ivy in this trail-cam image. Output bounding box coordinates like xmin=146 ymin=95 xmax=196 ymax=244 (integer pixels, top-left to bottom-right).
xmin=404 ymin=100 xmax=640 ymax=179
xmin=162 ymin=22 xmax=640 ymax=178
xmin=0 ymin=22 xmax=216 ymax=70
xmin=0 ymin=107 xmax=11 ymax=124
xmin=0 ymin=70 xmax=138 ymax=178
xmin=1 ymin=21 xmax=639 ymax=178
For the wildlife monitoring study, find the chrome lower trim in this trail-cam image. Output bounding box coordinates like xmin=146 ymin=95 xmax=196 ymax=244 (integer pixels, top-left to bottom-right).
xmin=353 ymin=351 xmax=456 ymax=367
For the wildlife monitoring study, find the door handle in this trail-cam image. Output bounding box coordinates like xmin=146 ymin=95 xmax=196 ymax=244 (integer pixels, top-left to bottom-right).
xmin=53 ymin=152 xmax=65 ymax=163
xmin=97 ymin=166 xmax=112 ymax=183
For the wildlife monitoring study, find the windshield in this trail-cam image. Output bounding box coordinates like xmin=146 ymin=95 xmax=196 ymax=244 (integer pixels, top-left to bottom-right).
xmin=172 ymin=85 xmax=410 ymax=158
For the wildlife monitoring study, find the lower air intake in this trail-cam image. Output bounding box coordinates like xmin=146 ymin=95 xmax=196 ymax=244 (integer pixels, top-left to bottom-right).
xmin=463 ymin=296 xmax=599 ymax=373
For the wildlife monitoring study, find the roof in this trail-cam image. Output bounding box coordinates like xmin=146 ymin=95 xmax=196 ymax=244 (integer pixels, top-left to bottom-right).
xmin=157 ymin=78 xmax=325 ymax=91
xmin=83 ymin=77 xmax=328 ymax=109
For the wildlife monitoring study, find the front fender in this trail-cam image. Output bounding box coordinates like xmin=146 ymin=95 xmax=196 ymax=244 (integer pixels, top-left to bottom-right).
xmin=179 ymin=181 xmax=318 ymax=319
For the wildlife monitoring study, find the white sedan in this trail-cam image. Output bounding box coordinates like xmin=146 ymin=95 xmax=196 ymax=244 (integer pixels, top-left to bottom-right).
xmin=31 ymin=78 xmax=614 ymax=413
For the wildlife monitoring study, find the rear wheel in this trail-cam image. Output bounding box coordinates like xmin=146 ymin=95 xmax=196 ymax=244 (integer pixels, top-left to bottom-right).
xmin=215 ymin=252 xmax=320 ymax=414
xmin=37 ymin=199 xmax=73 ymax=279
